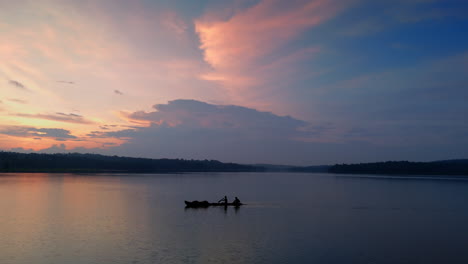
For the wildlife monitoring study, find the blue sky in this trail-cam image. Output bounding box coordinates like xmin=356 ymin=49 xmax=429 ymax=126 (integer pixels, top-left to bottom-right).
xmin=0 ymin=0 xmax=467 ymax=165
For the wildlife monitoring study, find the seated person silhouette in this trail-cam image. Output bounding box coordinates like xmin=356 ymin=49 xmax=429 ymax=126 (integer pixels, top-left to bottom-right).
xmin=218 ymin=196 xmax=228 ymax=204
xmin=233 ymin=197 xmax=241 ymax=206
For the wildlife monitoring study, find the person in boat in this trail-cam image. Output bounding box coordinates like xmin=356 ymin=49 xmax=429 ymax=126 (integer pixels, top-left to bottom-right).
xmin=233 ymin=197 xmax=241 ymax=206
xmin=218 ymin=195 xmax=228 ymax=204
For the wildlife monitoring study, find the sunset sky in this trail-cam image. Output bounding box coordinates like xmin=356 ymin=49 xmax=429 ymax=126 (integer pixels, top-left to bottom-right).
xmin=1 ymin=0 xmax=467 ymax=165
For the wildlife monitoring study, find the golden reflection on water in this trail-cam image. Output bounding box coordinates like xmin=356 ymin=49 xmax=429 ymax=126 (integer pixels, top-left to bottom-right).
xmin=0 ymin=173 xmax=256 ymax=264
xmin=0 ymin=173 xmax=154 ymax=264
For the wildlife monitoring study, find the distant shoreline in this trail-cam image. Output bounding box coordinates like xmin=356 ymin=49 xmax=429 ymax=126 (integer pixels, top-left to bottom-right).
xmin=328 ymin=160 xmax=468 ymax=176
xmin=0 ymin=152 xmax=262 ymax=173
xmin=333 ymin=173 xmax=468 ymax=180
xmin=0 ymin=152 xmax=467 ymax=176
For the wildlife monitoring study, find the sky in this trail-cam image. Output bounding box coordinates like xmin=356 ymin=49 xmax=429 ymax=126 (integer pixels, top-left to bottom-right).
xmin=1 ymin=0 xmax=467 ymax=165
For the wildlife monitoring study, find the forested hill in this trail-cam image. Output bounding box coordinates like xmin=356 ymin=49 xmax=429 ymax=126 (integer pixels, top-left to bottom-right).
xmin=0 ymin=152 xmax=261 ymax=173
xmin=329 ymin=160 xmax=468 ymax=176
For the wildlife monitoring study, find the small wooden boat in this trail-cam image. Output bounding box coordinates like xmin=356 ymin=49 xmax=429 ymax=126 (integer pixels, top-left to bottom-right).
xmin=184 ymin=200 xmax=243 ymax=208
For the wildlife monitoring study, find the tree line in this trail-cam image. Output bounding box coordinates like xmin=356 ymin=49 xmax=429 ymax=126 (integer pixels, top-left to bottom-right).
xmin=0 ymin=152 xmax=262 ymax=173
xmin=329 ymin=160 xmax=468 ymax=176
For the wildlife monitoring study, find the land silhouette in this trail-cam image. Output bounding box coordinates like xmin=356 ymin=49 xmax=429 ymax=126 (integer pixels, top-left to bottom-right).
xmin=328 ymin=160 xmax=468 ymax=176
xmin=0 ymin=151 xmax=467 ymax=175
xmin=0 ymin=152 xmax=261 ymax=173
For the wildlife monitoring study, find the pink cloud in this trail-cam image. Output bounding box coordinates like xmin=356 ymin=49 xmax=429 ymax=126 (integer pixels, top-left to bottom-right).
xmin=195 ymin=0 xmax=348 ymax=109
xmin=196 ymin=0 xmax=336 ymax=68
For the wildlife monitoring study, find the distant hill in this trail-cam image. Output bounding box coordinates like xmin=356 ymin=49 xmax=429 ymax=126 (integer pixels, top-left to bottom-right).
xmin=329 ymin=160 xmax=468 ymax=176
xmin=0 ymin=152 xmax=262 ymax=173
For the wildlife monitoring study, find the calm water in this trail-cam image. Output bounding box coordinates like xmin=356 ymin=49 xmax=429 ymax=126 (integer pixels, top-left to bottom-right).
xmin=1 ymin=172 xmax=468 ymax=264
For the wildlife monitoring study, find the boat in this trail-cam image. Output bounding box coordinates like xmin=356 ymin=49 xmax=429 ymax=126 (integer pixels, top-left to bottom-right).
xmin=184 ymin=200 xmax=243 ymax=208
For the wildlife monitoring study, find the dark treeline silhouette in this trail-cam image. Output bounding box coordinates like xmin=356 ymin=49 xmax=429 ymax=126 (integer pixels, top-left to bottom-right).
xmin=0 ymin=152 xmax=262 ymax=173
xmin=1 ymin=151 xmax=467 ymax=175
xmin=329 ymin=160 xmax=468 ymax=176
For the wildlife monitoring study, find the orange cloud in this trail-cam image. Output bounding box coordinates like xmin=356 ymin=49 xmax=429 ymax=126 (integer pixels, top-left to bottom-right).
xmin=14 ymin=112 xmax=95 ymax=125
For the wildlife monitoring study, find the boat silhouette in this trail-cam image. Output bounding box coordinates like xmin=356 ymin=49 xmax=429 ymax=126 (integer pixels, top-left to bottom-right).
xmin=184 ymin=200 xmax=243 ymax=208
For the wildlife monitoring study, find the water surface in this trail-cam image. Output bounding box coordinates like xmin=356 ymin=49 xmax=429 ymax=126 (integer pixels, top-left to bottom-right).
xmin=1 ymin=172 xmax=468 ymax=264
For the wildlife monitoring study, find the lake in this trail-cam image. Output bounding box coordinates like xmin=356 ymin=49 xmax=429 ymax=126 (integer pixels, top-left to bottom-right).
xmin=1 ymin=172 xmax=468 ymax=264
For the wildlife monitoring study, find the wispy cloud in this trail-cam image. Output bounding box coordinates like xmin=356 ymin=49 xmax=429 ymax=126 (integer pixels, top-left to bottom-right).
xmin=15 ymin=112 xmax=95 ymax=124
xmin=339 ymin=17 xmax=386 ymax=36
xmin=100 ymin=124 xmax=119 ymax=130
xmin=0 ymin=126 xmax=77 ymax=139
xmin=8 ymin=80 xmax=29 ymax=91
xmin=339 ymin=0 xmax=467 ymax=36
xmin=162 ymin=11 xmax=188 ymax=35
xmin=8 ymin=98 xmax=28 ymax=104
xmin=57 ymin=80 xmax=74 ymax=84
xmin=308 ymin=51 xmax=468 ymax=146
xmin=388 ymin=0 xmax=463 ymax=24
